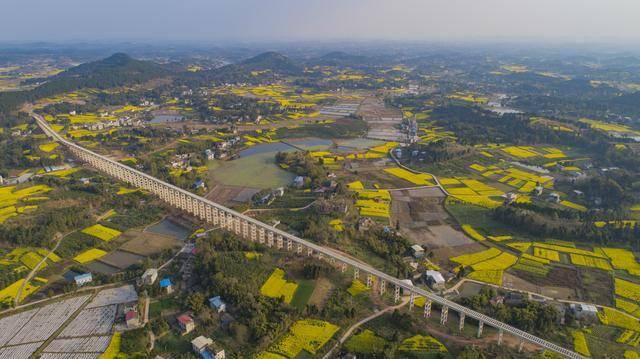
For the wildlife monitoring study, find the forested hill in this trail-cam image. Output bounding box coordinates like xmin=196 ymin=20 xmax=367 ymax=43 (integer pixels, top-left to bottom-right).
xmin=182 ymin=51 xmax=302 ymax=85
xmin=0 ymin=53 xmax=169 ymax=114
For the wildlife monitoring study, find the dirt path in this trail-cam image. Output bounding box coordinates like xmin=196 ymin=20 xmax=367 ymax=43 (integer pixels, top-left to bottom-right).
xmin=14 ymin=231 xmax=68 ymax=306
xmin=323 ymin=297 xmax=410 ymax=358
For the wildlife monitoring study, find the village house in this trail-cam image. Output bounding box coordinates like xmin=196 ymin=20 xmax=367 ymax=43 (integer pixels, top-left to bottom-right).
xmin=570 ymin=303 xmax=599 ymax=320
xmin=74 ymin=273 xmax=92 ymax=286
xmin=191 ymin=336 xmax=225 ymax=359
xmin=159 ymin=278 xmax=173 ymax=294
xmin=125 ymin=310 xmax=139 ymax=328
xmin=141 ymin=268 xmax=158 ymax=285
xmin=424 ymin=270 xmax=445 ymax=290
xmin=411 ymin=244 xmax=425 ymax=259
xmin=177 ymin=314 xmax=195 ymax=335
xmin=209 ymin=296 xmax=226 ymax=313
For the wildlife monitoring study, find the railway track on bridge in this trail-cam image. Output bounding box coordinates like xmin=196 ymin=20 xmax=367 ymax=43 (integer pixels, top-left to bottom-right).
xmin=32 ymin=112 xmax=584 ymax=359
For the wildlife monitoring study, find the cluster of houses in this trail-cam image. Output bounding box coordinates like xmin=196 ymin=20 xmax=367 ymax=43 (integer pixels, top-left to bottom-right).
xmin=203 ymin=136 xmax=240 ymax=161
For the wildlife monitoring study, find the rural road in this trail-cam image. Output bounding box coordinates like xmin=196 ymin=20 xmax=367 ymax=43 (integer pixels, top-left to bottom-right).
xmin=323 ymin=296 xmax=410 ymax=358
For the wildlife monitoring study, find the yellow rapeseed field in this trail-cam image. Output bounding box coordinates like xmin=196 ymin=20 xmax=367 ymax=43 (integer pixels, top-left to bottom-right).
xmin=450 ymin=248 xmax=501 ymax=266
xmin=615 ymin=278 xmax=640 ymax=302
xmin=73 ymin=248 xmax=107 ymax=264
xmin=383 ymin=167 xmax=435 ymax=186
xmin=461 ymin=225 xmax=486 ymax=241
xmin=260 ymin=268 xmax=298 ymax=304
xmin=266 ymin=319 xmax=339 ymax=358
xmin=81 ymin=224 xmax=122 ymax=242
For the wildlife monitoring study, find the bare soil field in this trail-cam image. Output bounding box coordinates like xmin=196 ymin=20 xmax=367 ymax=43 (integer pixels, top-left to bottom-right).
xmin=391 ymin=187 xmax=473 ymax=248
xmin=99 ymin=250 xmax=145 ymax=269
xmin=119 ymin=230 xmax=182 ymax=256
xmin=307 ymin=277 xmax=334 ymax=310
xmin=206 ymin=184 xmax=259 ymax=204
xmin=432 ymin=243 xmax=486 ymax=269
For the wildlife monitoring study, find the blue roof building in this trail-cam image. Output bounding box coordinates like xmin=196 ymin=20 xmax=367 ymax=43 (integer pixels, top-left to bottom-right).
xmin=159 ymin=278 xmax=172 ymax=288
xmin=209 ymin=296 xmax=226 ymax=313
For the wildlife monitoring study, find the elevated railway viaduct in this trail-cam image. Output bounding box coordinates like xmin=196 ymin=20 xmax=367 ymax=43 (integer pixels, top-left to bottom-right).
xmin=33 ymin=112 xmax=584 ymax=359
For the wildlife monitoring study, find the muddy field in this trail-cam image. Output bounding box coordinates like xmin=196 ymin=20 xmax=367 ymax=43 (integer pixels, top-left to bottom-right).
xmin=119 ymin=230 xmax=182 ymax=256
xmin=391 ymin=187 xmax=474 ymax=249
xmin=206 ymin=184 xmax=259 ymax=205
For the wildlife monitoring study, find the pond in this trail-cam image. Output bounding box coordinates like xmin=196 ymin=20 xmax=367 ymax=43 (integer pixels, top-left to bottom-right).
xmin=209 ymin=138 xmax=332 ymax=189
xmin=145 ymin=218 xmax=191 ymax=240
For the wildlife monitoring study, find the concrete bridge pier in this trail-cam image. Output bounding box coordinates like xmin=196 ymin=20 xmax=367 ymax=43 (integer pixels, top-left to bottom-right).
xmin=276 ymin=235 xmax=283 ymax=249
xmin=477 ymin=321 xmax=484 ymax=338
xmin=409 ymin=292 xmax=415 ymax=310
xmin=353 ymin=268 xmax=359 ymax=280
xmin=424 ymin=300 xmax=431 ymax=318
xmin=459 ymin=313 xmax=465 ymax=332
xmin=267 ymin=231 xmax=274 ymax=247
xmin=440 ymin=306 xmax=448 ymax=325
xmin=518 ymin=340 xmax=524 ymax=352
xmin=366 ymin=274 xmax=372 ymax=288
xmin=379 ymin=279 xmax=386 ymax=294
xmin=498 ymin=329 xmax=504 ymax=345
xmin=394 ymin=285 xmax=400 ymax=303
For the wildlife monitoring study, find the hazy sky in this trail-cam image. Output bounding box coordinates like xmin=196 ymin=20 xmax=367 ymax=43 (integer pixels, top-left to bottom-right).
xmin=2 ymin=0 xmax=639 ymax=43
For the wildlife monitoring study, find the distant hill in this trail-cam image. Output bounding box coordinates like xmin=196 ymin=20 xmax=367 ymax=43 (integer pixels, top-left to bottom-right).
xmin=42 ymin=53 xmax=168 ymax=89
xmin=308 ymin=51 xmax=372 ymax=67
xmin=237 ymin=51 xmax=301 ymax=73
xmin=0 ymin=53 xmax=168 ymax=113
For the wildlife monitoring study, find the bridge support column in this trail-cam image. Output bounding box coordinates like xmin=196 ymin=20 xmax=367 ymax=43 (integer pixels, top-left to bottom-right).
xmin=366 ymin=274 xmax=372 ymax=288
xmin=286 ymin=239 xmax=292 ymax=251
xmin=258 ymin=228 xmax=265 ymax=243
xmin=213 ymin=208 xmax=219 ymax=225
xmin=242 ymin=220 xmax=249 ymax=239
xmin=234 ymin=217 xmax=241 ymax=235
xmin=477 ymin=321 xmax=483 ymax=338
xmin=379 ymin=279 xmax=386 ymax=294
xmin=409 ymin=292 xmax=415 ymax=310
xmin=518 ymin=340 xmax=524 ymax=353
xmin=459 ymin=313 xmax=465 ymax=332
xmin=297 ymin=243 xmax=303 ymax=254
xmin=341 ymin=263 xmax=347 ymax=273
xmin=307 ymin=248 xmax=313 ymax=256
xmin=206 ymin=206 xmax=213 ymax=223
xmin=424 ymin=300 xmax=431 ymax=318
xmin=277 ymin=235 xmax=283 ymax=249
xmin=250 ymin=224 xmax=257 ymax=241
xmin=497 ymin=329 xmax=503 ymax=346
xmin=353 ymin=268 xmax=359 ymax=280
xmin=394 ymin=285 xmax=400 ymax=303
xmin=267 ymin=231 xmax=274 ymax=247
xmin=440 ymin=306 xmax=448 ymax=325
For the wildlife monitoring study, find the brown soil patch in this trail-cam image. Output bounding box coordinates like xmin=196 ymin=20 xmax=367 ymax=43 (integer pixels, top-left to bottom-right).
xmin=308 ymin=277 xmax=334 ymax=309
xmin=119 ymin=230 xmax=182 ymax=256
